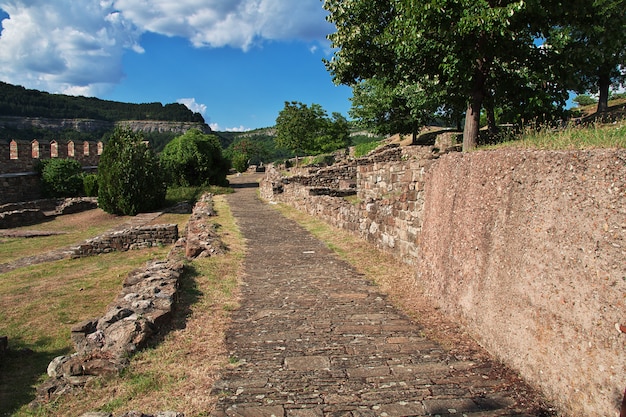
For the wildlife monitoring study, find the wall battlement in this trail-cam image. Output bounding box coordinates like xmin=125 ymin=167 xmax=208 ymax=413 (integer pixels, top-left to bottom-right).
xmin=0 ymin=139 xmax=102 ymax=204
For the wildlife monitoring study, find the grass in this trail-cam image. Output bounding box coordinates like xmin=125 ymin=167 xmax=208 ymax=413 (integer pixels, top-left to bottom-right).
xmin=482 ymin=119 xmax=626 ymax=150
xmin=0 ymin=210 xmax=133 ymax=264
xmin=354 ymin=140 xmax=383 ymax=157
xmin=2 ymin=195 xmax=244 ymax=417
xmin=0 ymin=247 xmax=171 ymax=416
xmin=165 ymin=185 xmax=233 ymax=206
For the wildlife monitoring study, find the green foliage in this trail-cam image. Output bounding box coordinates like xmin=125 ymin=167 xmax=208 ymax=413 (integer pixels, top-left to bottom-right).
xmin=323 ymin=0 xmax=570 ymax=150
xmin=573 ymin=94 xmax=598 ymax=107
xmin=275 ymin=101 xmax=350 ymax=157
xmin=354 ymin=141 xmax=382 ymax=157
xmin=98 ymin=128 xmax=166 ymax=216
xmin=160 ymin=129 xmax=230 ymax=187
xmin=231 ymin=152 xmax=250 ymax=173
xmin=83 ymin=174 xmax=99 ymax=197
xmin=37 ymin=158 xmax=84 ymax=198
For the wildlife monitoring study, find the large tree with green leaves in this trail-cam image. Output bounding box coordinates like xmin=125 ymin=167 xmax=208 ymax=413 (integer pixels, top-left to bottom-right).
xmin=349 ymin=76 xmax=445 ymax=142
xmin=98 ymin=127 xmax=165 ymax=216
xmin=547 ymin=0 xmax=626 ymax=113
xmin=324 ymin=0 xmax=566 ymax=150
xmin=274 ymin=101 xmax=350 ymax=157
xmin=159 ymin=128 xmax=229 ymax=187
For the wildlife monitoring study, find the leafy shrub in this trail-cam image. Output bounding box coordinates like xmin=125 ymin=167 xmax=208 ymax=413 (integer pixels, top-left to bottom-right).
xmin=231 ymin=152 xmax=249 ymax=173
xmin=573 ymin=94 xmax=597 ymax=106
xmin=38 ymin=158 xmax=84 ymax=197
xmin=83 ymin=174 xmax=99 ymax=197
xmin=160 ymin=129 xmax=230 ymax=186
xmin=98 ymin=127 xmax=166 ymax=215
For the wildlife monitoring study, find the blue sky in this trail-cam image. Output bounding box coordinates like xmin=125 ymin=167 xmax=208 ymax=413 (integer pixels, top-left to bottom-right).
xmin=0 ymin=0 xmax=352 ymax=132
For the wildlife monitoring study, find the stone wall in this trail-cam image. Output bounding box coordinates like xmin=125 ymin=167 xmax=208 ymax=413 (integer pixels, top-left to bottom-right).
xmin=260 ymin=145 xmax=438 ymax=263
xmin=71 ymin=224 xmax=179 ymax=257
xmin=260 ymin=146 xmax=626 ymax=417
xmin=0 ymin=173 xmax=43 ymax=204
xmin=35 ymin=193 xmax=222 ymax=406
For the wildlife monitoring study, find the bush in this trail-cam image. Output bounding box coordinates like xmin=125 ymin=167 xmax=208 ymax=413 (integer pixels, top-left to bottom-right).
xmin=38 ymin=158 xmax=84 ymax=197
xmin=231 ymin=152 xmax=249 ymax=173
xmin=160 ymin=129 xmax=230 ymax=187
xmin=573 ymin=94 xmax=597 ymax=107
xmin=98 ymin=127 xmax=166 ymax=215
xmin=83 ymin=174 xmax=98 ymax=197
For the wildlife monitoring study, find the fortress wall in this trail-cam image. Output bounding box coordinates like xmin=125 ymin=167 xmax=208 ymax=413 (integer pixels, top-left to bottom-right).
xmin=0 ymin=139 xmax=101 ymax=204
xmin=260 ymin=147 xmax=626 ymax=417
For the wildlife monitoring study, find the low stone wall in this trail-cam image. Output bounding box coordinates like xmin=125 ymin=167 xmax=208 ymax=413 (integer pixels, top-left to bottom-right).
xmin=260 ymin=147 xmax=626 ymax=417
xmin=260 ymin=145 xmax=437 ymax=263
xmin=0 ymin=197 xmax=98 ymax=229
xmin=34 ymin=193 xmax=223 ymax=408
xmin=71 ymin=224 xmax=179 ymax=257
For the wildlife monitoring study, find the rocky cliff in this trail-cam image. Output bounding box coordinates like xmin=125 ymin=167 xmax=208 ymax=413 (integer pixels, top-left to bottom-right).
xmin=0 ymin=116 xmax=211 ymax=134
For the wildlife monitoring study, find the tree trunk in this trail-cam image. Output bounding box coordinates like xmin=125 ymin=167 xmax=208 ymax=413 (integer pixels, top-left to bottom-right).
xmin=463 ymin=66 xmax=487 ymax=151
xmin=597 ymin=70 xmax=611 ymax=113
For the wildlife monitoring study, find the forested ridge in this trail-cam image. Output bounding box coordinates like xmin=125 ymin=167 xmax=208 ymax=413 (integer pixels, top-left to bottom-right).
xmin=0 ymin=81 xmax=204 ymax=123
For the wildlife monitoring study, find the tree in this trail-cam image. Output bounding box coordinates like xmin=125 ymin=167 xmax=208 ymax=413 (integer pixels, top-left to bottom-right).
xmin=274 ymin=101 xmax=350 ymax=157
xmin=98 ymin=127 xmax=165 ymax=216
xmin=37 ymin=158 xmax=84 ymax=198
xmin=548 ymin=0 xmax=626 ymax=113
xmin=324 ymin=0 xmax=565 ymax=150
xmin=159 ymin=128 xmax=229 ymax=187
xmin=349 ymin=77 xmax=443 ymax=142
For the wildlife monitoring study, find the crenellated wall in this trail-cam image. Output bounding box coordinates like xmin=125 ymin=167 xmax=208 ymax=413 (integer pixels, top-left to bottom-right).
xmin=260 ymin=146 xmax=626 ymax=417
xmin=0 ymin=139 xmax=101 ymax=204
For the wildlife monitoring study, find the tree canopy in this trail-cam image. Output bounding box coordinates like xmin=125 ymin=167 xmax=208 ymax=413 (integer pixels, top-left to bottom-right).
xmin=159 ymin=129 xmax=230 ymax=187
xmin=98 ymin=128 xmax=166 ymax=216
xmin=324 ymin=0 xmax=625 ymax=150
xmin=0 ymin=81 xmax=205 ymax=123
xmin=274 ymin=101 xmax=350 ymax=157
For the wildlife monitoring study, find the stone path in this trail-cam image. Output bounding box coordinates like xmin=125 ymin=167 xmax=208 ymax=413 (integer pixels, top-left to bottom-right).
xmin=210 ymin=174 xmax=548 ymax=417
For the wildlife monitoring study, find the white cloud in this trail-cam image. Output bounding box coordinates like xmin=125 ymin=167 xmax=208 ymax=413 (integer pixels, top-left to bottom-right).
xmin=177 ymin=98 xmax=207 ymax=116
xmin=209 ymin=122 xmax=220 ymax=131
xmin=112 ymin=0 xmax=333 ymax=50
xmin=225 ymin=125 xmax=252 ymax=132
xmin=0 ymin=0 xmax=142 ymax=95
xmin=0 ymin=0 xmax=332 ymax=94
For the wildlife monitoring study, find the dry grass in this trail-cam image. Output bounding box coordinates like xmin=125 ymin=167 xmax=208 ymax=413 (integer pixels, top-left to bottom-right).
xmin=0 ymin=209 xmax=134 ymax=264
xmin=2 ymin=196 xmax=244 ymax=416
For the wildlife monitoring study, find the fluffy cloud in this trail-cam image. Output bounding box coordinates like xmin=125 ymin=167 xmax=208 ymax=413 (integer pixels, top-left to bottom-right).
xmin=0 ymin=0 xmax=142 ymax=95
xmin=177 ymin=98 xmax=207 ymax=116
xmin=113 ymin=0 xmax=333 ymax=50
xmin=0 ymin=0 xmax=332 ymax=95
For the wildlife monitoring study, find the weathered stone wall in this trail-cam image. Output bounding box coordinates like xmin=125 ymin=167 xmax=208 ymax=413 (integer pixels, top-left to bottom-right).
xmin=0 ymin=197 xmax=98 ymax=228
xmin=71 ymin=224 xmax=179 ymax=257
xmin=0 ymin=139 xmax=100 ymax=175
xmin=35 ymin=193 xmax=222 ymax=407
xmin=260 ymin=145 xmax=437 ymax=263
xmin=260 ymin=147 xmax=626 ymax=417
xmin=0 ymin=174 xmax=44 ymax=207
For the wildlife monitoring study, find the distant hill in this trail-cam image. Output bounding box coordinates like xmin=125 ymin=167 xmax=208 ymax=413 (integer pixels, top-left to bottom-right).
xmin=0 ymin=81 xmax=204 ymax=122
xmin=0 ymin=81 xmax=211 ymax=151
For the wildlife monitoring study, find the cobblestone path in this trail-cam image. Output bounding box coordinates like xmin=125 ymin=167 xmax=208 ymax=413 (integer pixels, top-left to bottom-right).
xmin=211 ymin=175 xmax=546 ymax=417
